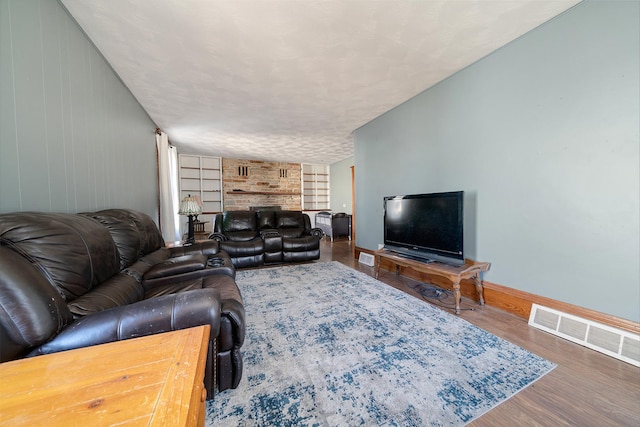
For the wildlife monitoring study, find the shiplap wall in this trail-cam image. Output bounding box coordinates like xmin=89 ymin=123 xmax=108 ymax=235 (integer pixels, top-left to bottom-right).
xmin=0 ymin=0 xmax=158 ymax=218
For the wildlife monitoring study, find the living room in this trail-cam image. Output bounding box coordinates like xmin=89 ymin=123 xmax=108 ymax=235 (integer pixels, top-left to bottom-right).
xmin=1 ymin=0 xmax=638 ymax=425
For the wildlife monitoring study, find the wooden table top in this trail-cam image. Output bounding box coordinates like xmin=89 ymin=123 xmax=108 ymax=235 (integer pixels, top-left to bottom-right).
xmin=0 ymin=326 xmax=210 ymax=426
xmin=375 ymin=249 xmax=490 ymax=278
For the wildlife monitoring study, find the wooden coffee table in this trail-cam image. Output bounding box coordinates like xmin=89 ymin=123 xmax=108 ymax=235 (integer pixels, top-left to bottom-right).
xmin=0 ymin=326 xmax=210 ymax=426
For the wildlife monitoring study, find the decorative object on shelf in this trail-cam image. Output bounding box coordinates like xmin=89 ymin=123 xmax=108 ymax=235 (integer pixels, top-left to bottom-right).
xmin=178 ymin=194 xmax=202 ymax=244
xmin=226 ymin=191 xmax=300 ymax=195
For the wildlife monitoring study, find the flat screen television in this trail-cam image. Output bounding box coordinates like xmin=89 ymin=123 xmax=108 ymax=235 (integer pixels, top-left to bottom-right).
xmin=383 ymin=191 xmax=464 ymax=266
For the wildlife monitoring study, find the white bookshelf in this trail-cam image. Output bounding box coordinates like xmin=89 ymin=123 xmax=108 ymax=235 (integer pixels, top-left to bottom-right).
xmin=302 ymin=163 xmax=330 ymax=212
xmin=178 ymin=154 xmax=223 ymax=235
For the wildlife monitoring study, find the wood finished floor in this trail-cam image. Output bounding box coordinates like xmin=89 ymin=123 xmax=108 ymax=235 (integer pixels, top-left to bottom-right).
xmin=318 ymin=238 xmax=640 ymax=426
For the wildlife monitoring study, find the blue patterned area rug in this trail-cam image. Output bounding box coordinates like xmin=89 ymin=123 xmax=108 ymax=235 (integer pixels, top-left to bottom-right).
xmin=206 ymin=261 xmax=555 ymax=426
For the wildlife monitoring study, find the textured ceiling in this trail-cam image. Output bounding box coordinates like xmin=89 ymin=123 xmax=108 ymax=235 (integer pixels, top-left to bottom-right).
xmin=61 ymin=0 xmax=580 ymax=165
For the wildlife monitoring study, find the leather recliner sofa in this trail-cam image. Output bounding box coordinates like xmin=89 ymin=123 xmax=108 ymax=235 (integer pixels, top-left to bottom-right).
xmin=0 ymin=209 xmax=245 ymax=398
xmin=210 ymin=210 xmax=323 ymax=268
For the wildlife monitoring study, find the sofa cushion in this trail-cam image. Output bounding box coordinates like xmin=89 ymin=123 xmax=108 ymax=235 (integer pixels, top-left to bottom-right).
xmin=256 ymin=210 xmax=276 ymax=229
xmin=275 ymin=211 xmax=304 ymax=229
xmin=121 ymin=259 xmax=153 ymax=283
xmin=66 ymin=274 xmax=144 ymax=317
xmin=128 ymin=210 xmax=165 ymax=254
xmin=0 ymin=213 xmax=120 ymax=301
xmin=141 ymin=272 xmax=243 ymax=300
xmin=222 ymin=211 xmax=257 ymax=233
xmin=225 ymin=231 xmax=261 ymax=242
xmin=97 ymin=209 xmax=164 ymax=256
xmin=82 ymin=213 xmax=141 ymax=269
xmin=278 ymin=228 xmax=304 ymax=239
xmin=282 ymin=235 xmax=320 ymax=251
xmin=138 ymin=247 xmax=171 ymax=266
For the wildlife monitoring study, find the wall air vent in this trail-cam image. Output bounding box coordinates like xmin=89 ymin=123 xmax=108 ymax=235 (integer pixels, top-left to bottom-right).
xmin=238 ymin=166 xmax=249 ymax=177
xmin=529 ymin=304 xmax=639 ymax=367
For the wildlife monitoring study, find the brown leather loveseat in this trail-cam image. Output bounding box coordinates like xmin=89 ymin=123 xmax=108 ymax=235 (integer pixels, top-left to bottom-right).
xmin=209 ymin=210 xmax=323 ymax=268
xmin=0 ymin=209 xmax=245 ymax=398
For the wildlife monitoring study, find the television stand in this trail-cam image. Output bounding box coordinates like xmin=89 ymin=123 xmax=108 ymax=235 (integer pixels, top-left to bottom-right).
xmin=374 ymin=249 xmax=491 ymax=314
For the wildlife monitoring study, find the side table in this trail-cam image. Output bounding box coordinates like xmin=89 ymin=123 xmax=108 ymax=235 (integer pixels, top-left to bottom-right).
xmin=0 ymin=326 xmax=210 ymax=426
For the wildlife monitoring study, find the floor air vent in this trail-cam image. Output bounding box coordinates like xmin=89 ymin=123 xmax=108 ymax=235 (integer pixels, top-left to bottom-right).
xmin=358 ymin=253 xmax=375 ymax=267
xmin=529 ymin=304 xmax=640 ymax=367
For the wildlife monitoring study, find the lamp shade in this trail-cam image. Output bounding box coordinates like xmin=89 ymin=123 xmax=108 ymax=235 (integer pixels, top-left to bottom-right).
xmin=178 ymin=195 xmax=202 ymax=216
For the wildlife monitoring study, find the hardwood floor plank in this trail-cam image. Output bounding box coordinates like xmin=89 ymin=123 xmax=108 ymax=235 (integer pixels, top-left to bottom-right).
xmin=319 ymin=239 xmax=640 ymax=426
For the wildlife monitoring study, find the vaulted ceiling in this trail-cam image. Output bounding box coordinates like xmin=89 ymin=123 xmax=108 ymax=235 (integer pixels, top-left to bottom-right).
xmin=61 ymin=0 xmax=581 ymax=165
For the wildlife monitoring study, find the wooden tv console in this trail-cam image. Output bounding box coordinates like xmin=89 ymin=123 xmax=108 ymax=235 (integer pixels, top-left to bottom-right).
xmin=374 ymin=249 xmax=491 ymax=314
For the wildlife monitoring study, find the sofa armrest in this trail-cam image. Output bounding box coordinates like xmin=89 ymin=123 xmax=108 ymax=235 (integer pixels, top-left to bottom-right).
xmin=259 ymin=229 xmax=280 ymax=238
xmin=209 ymin=232 xmax=228 ymax=242
xmin=168 ymin=240 xmax=220 ymax=257
xmin=143 ymin=254 xmax=208 ymax=280
xmin=309 ymin=227 xmax=324 ymax=238
xmin=28 ymin=289 xmax=221 ymax=356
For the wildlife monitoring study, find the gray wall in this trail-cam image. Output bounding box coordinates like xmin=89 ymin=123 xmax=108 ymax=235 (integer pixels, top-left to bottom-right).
xmin=354 ymin=0 xmax=639 ymax=322
xmin=330 ymin=156 xmax=353 ymax=214
xmin=0 ymin=0 xmax=158 ymax=218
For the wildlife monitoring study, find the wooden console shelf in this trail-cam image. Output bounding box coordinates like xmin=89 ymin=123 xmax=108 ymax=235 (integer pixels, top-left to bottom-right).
xmin=226 ymin=191 xmax=300 ymax=195
xmin=374 ymin=249 xmax=491 ymax=314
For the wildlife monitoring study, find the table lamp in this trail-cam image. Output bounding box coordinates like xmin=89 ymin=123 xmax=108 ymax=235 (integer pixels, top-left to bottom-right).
xmin=178 ymin=194 xmax=202 ymax=244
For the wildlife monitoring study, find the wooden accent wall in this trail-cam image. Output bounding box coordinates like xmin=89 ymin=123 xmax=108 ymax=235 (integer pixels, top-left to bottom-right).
xmin=222 ymin=159 xmax=301 ymax=210
xmin=355 ymin=246 xmax=640 ymax=335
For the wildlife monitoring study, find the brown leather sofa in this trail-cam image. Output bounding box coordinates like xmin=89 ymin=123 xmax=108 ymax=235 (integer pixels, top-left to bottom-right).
xmin=0 ymin=209 xmax=245 ymax=398
xmin=209 ymin=210 xmax=323 ymax=268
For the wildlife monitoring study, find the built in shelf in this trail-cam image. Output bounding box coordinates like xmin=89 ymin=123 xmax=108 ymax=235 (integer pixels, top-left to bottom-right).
xmin=226 ymin=191 xmax=301 ymax=196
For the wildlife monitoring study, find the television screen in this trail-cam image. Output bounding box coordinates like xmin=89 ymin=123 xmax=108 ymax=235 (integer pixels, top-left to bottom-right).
xmin=383 ymin=191 xmax=464 ymax=265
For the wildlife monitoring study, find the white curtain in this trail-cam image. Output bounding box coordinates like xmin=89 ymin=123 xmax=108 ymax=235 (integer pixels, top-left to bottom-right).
xmin=156 ymin=132 xmax=180 ymax=242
